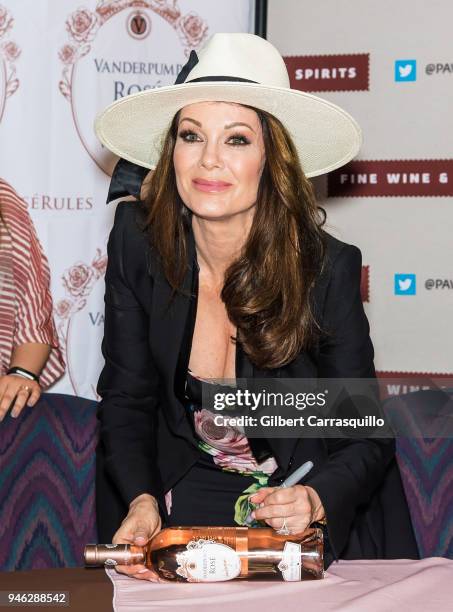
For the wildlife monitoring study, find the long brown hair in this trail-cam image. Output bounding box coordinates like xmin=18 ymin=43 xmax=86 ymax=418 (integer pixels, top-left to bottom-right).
xmin=143 ymin=105 xmax=327 ymax=370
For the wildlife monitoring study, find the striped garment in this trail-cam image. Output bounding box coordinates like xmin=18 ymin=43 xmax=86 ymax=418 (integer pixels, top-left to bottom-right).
xmin=0 ymin=178 xmax=65 ymax=388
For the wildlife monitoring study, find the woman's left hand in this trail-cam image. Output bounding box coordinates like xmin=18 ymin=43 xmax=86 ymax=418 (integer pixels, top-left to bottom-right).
xmin=0 ymin=375 xmax=41 ymax=422
xmin=249 ymin=485 xmax=325 ymax=534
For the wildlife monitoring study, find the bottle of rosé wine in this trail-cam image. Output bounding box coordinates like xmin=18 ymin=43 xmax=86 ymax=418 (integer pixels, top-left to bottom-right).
xmin=85 ymin=526 xmax=324 ymax=583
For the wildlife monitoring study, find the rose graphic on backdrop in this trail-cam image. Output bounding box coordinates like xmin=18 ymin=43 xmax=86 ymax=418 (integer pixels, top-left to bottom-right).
xmin=66 ymin=7 xmax=100 ymax=43
xmin=0 ymin=4 xmax=21 ymax=122
xmin=55 ymin=298 xmax=73 ymax=320
xmin=62 ymin=262 xmax=96 ymax=298
xmin=177 ymin=12 xmax=208 ymax=48
xmin=0 ymin=5 xmax=13 ymax=37
xmin=58 ymin=0 xmax=208 ymax=175
xmin=59 ymin=44 xmax=77 ymax=66
xmin=55 ymin=248 xmax=107 ymax=397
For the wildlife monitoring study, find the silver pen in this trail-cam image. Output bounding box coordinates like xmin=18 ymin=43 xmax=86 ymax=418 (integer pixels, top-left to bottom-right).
xmin=280 ymin=460 xmax=314 ymax=488
xmin=245 ymin=460 xmax=314 ymax=525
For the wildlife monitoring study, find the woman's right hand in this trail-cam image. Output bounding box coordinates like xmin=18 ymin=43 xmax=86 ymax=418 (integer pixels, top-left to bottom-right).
xmin=112 ymin=493 xmax=164 ymax=582
xmin=0 ymin=374 xmax=41 ymax=422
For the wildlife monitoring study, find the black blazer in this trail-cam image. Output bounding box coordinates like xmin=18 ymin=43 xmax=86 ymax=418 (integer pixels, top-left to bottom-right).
xmin=96 ymin=201 xmax=419 ymax=565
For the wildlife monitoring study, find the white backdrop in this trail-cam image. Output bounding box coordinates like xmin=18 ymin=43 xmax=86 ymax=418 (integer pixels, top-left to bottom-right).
xmin=0 ymin=0 xmax=255 ymax=399
xmin=268 ymin=0 xmax=453 ymax=378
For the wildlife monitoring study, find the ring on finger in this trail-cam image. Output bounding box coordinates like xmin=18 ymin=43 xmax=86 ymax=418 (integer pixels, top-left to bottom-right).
xmin=275 ymin=516 xmax=291 ymax=535
xmin=20 ymin=385 xmax=32 ymax=393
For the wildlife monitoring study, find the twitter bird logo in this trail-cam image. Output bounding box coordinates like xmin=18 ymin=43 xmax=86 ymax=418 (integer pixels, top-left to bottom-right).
xmin=395 ymin=60 xmax=417 ymax=82
xmin=395 ymin=274 xmax=416 ymax=295
xmin=399 ymin=65 xmax=413 ymax=78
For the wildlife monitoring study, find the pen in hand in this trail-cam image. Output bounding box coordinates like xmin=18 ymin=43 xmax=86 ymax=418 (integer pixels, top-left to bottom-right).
xmin=244 ymin=460 xmax=314 ymax=525
xmin=279 ymin=460 xmax=314 ymax=488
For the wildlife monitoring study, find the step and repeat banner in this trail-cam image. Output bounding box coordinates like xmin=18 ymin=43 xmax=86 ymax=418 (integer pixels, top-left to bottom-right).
xmin=0 ymin=0 xmax=255 ymax=399
xmin=1 ymin=1 xmax=451 ymax=399
xmin=268 ymin=0 xmax=453 ymax=381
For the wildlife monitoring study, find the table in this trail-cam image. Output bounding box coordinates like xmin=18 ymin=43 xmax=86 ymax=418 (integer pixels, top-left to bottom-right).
xmin=1 ymin=558 xmax=452 ymax=612
xmin=0 ymin=568 xmax=112 ymax=612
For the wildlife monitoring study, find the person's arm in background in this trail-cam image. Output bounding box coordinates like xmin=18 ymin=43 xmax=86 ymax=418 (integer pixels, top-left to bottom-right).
xmin=9 ymin=343 xmax=50 ymax=373
xmin=0 ymin=181 xmax=65 ymax=421
xmin=1 ymin=343 xmax=51 ymax=417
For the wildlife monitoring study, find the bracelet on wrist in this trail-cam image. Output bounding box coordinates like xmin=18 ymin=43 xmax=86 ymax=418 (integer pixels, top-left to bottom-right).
xmin=7 ymin=366 xmax=40 ymax=383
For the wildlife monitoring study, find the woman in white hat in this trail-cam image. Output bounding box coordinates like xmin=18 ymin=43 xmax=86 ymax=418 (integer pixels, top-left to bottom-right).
xmin=95 ymin=33 xmax=419 ymax=581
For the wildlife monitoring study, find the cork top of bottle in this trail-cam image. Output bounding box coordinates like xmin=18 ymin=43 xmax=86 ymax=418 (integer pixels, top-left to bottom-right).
xmin=84 ymin=544 xmax=145 ymax=567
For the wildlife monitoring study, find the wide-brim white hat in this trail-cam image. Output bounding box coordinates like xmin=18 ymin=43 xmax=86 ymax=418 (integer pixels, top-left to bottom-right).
xmin=95 ymin=33 xmax=362 ymax=178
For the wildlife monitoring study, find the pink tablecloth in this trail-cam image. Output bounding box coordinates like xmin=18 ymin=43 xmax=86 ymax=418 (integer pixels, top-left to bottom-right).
xmin=106 ymin=557 xmax=453 ymax=611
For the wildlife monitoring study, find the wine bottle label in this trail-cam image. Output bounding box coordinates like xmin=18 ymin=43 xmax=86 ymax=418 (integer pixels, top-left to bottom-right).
xmin=277 ymin=542 xmax=302 ymax=581
xmin=176 ymin=538 xmax=241 ymax=582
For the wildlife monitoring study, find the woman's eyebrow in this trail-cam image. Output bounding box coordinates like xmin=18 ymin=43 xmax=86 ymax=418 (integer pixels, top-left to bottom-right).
xmin=179 ymin=117 xmax=201 ymax=127
xmin=179 ymin=117 xmax=255 ymax=133
xmin=225 ymin=122 xmax=255 ymax=133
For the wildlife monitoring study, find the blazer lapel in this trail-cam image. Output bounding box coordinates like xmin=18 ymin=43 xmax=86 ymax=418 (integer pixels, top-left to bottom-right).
xmin=149 ymin=224 xmax=198 ymax=440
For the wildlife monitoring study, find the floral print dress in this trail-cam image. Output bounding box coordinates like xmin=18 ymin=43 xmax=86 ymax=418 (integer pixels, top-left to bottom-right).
xmin=164 ymin=370 xmax=278 ymax=526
